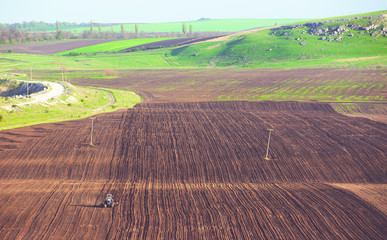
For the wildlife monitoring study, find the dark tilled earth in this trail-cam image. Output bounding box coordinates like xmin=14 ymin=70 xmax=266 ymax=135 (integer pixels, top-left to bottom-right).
xmin=0 ymin=101 xmax=385 ymax=239
xmin=0 ymin=39 xmax=115 ymax=54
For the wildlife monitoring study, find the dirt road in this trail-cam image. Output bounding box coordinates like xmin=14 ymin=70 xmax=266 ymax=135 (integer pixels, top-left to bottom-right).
xmin=1 ymin=81 xmax=65 ymax=111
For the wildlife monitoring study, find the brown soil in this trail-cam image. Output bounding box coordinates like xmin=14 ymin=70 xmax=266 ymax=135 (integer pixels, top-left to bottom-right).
xmin=330 ymin=184 xmax=387 ymax=215
xmin=0 ymin=101 xmax=386 ymax=239
xmin=335 ymin=56 xmax=381 ymax=62
xmin=71 ymin=68 xmax=387 ymax=123
xmin=330 ymin=102 xmax=387 ymax=123
xmin=71 ymin=68 xmax=386 ymax=104
xmin=0 ymin=39 xmax=115 ymax=54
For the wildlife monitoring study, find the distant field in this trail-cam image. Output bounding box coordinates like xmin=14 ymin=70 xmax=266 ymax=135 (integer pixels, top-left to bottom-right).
xmin=0 ymin=40 xmax=115 ymax=55
xmin=0 ymin=12 xmax=385 ymax=70
xmin=56 ymin=38 xmax=179 ymax=55
xmin=20 ymin=18 xmax=307 ymax=33
xmin=111 ymin=19 xmax=307 ymax=33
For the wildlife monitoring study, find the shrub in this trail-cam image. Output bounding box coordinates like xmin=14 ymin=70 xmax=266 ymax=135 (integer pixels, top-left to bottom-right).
xmin=104 ymin=68 xmax=117 ymax=77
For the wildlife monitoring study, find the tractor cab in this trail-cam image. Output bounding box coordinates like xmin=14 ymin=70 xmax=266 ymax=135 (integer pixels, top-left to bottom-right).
xmin=103 ymin=194 xmax=119 ymax=208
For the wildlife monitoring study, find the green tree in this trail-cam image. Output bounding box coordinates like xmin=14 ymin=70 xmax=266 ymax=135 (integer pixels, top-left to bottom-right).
xmin=189 ymin=24 xmax=193 ymax=36
xmin=182 ymin=23 xmax=187 ymax=36
xmin=90 ymin=20 xmax=94 ymax=38
xmin=56 ymin=31 xmax=64 ymax=40
xmin=98 ymin=23 xmax=102 ymax=33
xmin=56 ymin=21 xmax=60 ymax=32
xmin=135 ymin=24 xmax=139 ymax=38
xmin=120 ymin=24 xmax=125 ymax=38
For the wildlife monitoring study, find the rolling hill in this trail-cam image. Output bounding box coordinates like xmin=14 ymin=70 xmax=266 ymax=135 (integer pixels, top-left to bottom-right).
xmin=166 ymin=10 xmax=387 ymax=68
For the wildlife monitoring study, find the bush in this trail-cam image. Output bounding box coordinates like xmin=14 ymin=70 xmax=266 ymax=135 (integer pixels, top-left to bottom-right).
xmin=104 ymin=68 xmax=117 ymax=77
xmin=67 ymin=52 xmax=80 ymax=56
xmin=8 ymin=49 xmax=12 ymax=53
xmin=0 ymin=114 xmax=3 ymax=122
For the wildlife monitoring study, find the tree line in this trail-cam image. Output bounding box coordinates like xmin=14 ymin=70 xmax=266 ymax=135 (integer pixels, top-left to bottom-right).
xmin=0 ymin=20 xmax=225 ymax=44
xmin=0 ymin=21 xmax=91 ymax=30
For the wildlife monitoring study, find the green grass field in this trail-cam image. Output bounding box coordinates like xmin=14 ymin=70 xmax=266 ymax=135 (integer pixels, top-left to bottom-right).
xmin=56 ymin=38 xmax=179 ymax=55
xmin=20 ymin=19 xmax=307 ymax=33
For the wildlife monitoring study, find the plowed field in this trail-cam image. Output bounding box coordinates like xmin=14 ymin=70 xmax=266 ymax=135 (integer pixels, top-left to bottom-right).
xmin=0 ymin=40 xmax=115 ymax=54
xmin=0 ymin=101 xmax=386 ymax=239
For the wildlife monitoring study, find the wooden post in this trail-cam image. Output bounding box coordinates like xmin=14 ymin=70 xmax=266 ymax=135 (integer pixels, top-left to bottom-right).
xmin=264 ymin=129 xmax=273 ymax=160
xmin=61 ymin=68 xmax=64 ymax=83
xmin=27 ymin=66 xmax=32 ymax=97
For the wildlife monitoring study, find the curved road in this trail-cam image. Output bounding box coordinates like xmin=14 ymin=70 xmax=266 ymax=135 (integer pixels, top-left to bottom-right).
xmin=1 ymin=81 xmax=65 ymax=110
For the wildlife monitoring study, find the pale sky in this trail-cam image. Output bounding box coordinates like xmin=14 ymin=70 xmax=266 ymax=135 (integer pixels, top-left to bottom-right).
xmin=0 ymin=0 xmax=386 ymax=23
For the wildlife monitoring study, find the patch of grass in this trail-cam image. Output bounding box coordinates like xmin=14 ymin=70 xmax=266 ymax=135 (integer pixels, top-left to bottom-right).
xmin=89 ymin=76 xmax=118 ymax=79
xmin=55 ymin=38 xmax=178 ymax=55
xmin=214 ymin=78 xmax=386 ymax=102
xmin=0 ymin=84 xmax=142 ymax=130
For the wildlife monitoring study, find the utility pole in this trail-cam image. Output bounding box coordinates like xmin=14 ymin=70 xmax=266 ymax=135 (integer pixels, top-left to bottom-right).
xmin=61 ymin=68 xmax=64 ymax=83
xmin=264 ymin=129 xmax=273 ymax=160
xmin=90 ymin=118 xmax=94 ymax=146
xmin=27 ymin=66 xmax=32 ymax=98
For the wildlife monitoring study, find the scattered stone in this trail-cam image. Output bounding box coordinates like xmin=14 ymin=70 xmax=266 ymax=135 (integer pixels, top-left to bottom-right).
xmin=338 ymin=25 xmax=346 ymax=32
xmin=319 ymin=37 xmax=327 ymax=40
xmin=371 ymin=31 xmax=381 ymax=37
xmin=267 ymin=49 xmax=272 ymax=51
xmin=348 ymin=32 xmax=354 ymax=37
xmin=300 ymin=41 xmax=307 ymax=46
xmin=335 ymin=36 xmax=343 ymax=41
xmin=295 ymin=37 xmax=301 ymax=41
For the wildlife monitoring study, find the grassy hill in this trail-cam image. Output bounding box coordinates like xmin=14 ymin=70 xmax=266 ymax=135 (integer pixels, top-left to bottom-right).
xmin=167 ymin=11 xmax=387 ymax=68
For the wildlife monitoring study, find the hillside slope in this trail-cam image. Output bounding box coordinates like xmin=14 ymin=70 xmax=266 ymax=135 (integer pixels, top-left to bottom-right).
xmin=167 ymin=11 xmax=387 ymax=68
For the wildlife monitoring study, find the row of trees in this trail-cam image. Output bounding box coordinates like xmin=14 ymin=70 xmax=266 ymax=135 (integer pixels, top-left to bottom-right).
xmin=182 ymin=23 xmax=194 ymax=36
xmin=0 ymin=21 xmax=89 ymax=30
xmin=0 ymin=20 xmax=213 ymax=44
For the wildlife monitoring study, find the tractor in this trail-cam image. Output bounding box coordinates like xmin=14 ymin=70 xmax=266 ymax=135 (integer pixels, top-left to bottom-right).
xmin=103 ymin=194 xmax=119 ymax=208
